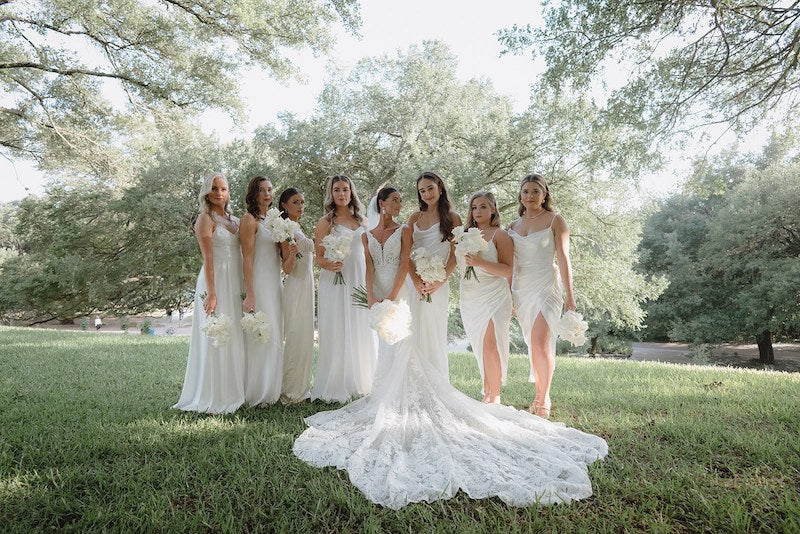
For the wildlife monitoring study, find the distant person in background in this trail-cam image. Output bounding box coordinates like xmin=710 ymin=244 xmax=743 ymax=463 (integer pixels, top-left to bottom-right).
xmin=95 ymin=316 xmax=102 ymax=330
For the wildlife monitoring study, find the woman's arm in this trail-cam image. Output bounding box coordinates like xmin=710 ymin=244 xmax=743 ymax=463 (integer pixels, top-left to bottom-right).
xmin=427 ymin=212 xmax=461 ymax=296
xmin=280 ymin=238 xmax=299 ymax=274
xmin=240 ymin=213 xmax=258 ymax=312
xmin=388 ymin=226 xmax=412 ymax=301
xmin=464 ymin=228 xmax=513 ymax=279
xmin=553 ymin=214 xmax=576 ymax=311
xmin=363 ymin=232 xmax=377 ymax=306
xmin=195 ymin=213 xmax=217 ymax=314
xmin=405 ymin=212 xmax=425 ymax=296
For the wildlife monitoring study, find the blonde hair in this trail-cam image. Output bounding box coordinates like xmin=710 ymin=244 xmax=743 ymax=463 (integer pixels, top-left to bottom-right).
xmin=517 ymin=174 xmax=553 ymax=216
xmin=198 ymin=172 xmax=231 ymax=216
xmin=465 ymin=191 xmax=501 ymax=229
xmin=323 ymin=175 xmax=364 ymax=225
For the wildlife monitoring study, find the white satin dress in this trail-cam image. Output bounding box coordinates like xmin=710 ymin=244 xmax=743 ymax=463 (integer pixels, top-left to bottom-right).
xmin=281 ymin=228 xmax=315 ymax=403
xmin=293 ymin=222 xmax=608 ymax=510
xmin=243 ymin=221 xmax=283 ymax=405
xmin=311 ymin=224 xmax=377 ymax=402
xmin=174 ymin=219 xmax=246 ymax=414
xmin=457 ymin=231 xmax=512 ymax=388
xmin=509 ymin=217 xmax=563 ymax=382
xmin=408 ymin=222 xmax=451 ymax=381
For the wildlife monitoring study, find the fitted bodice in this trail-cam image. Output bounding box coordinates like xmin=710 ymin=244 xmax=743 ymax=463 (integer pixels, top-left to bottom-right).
xmin=254 ymin=220 xmax=281 ymax=275
xmin=211 ymin=224 xmax=240 ymax=262
xmin=367 ymin=228 xmax=402 ymax=300
xmin=457 ymin=234 xmax=499 ymax=282
xmin=509 ymin=227 xmax=556 ymax=271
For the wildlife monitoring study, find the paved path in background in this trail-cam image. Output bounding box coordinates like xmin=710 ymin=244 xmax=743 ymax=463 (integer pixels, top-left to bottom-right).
xmin=631 ymin=342 xmax=695 ymax=365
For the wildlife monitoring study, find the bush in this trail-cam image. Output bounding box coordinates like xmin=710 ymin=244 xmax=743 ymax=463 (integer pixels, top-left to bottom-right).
xmin=120 ymin=316 xmax=129 ymax=333
xmin=79 ymin=318 xmax=89 ymax=331
xmin=140 ymin=319 xmax=152 ymax=335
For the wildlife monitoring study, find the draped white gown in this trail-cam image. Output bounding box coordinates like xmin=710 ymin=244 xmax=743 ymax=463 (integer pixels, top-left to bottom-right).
xmin=509 ymin=219 xmax=563 ymax=382
xmin=457 ymin=235 xmax=512 ymax=387
xmin=408 ymin=222 xmax=451 ymax=381
xmin=311 ymin=224 xmax=377 ymax=402
xmin=293 ymin=224 xmax=608 ymax=510
xmin=244 ymin=221 xmax=283 ymax=405
xmin=281 ymin=228 xmax=315 ymax=403
xmin=174 ymin=222 xmax=246 ymax=414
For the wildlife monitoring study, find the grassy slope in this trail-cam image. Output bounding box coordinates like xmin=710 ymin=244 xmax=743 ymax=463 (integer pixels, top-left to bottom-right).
xmin=1 ymin=327 xmax=799 ymax=533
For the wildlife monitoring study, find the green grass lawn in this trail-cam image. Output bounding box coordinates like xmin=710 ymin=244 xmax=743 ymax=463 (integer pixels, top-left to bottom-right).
xmin=1 ymin=326 xmax=799 ymax=533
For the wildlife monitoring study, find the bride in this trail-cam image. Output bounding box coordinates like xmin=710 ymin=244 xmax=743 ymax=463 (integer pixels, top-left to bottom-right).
xmin=293 ymin=184 xmax=608 ymax=510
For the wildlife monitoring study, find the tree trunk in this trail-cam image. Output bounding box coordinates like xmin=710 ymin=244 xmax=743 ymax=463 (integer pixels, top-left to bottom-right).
xmin=589 ymin=335 xmax=599 ymax=357
xmin=756 ymin=330 xmax=775 ymax=364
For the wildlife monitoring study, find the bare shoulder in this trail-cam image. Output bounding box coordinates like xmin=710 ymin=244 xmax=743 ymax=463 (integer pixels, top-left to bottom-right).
xmin=240 ymin=212 xmax=258 ymax=231
xmin=195 ymin=212 xmax=214 ymax=234
xmin=552 ymin=213 xmax=568 ymax=232
xmin=406 ymin=211 xmax=422 ymax=226
xmin=507 ymin=217 xmax=522 ymax=232
xmin=449 ymin=211 xmax=462 ymax=226
xmin=315 ymin=216 xmax=331 ymax=232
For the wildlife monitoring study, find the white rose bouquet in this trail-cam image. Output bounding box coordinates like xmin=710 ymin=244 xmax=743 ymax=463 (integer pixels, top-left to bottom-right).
xmin=201 ymin=313 xmax=232 ymax=347
xmin=321 ymin=231 xmax=353 ymax=285
xmin=411 ymin=246 xmax=446 ymax=303
xmin=241 ymin=310 xmax=270 ymax=344
xmin=369 ymin=299 xmax=412 ymax=345
xmin=555 ymin=310 xmax=589 ymax=347
xmin=453 ymin=227 xmax=488 ymax=282
xmin=264 ymin=208 xmax=303 ymax=259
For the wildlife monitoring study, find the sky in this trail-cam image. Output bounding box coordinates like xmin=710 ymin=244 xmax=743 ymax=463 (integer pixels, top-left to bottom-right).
xmin=0 ymin=0 xmax=749 ymax=202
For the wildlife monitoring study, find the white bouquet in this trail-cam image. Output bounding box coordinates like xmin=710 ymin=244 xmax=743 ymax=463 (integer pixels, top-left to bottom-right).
xmin=453 ymin=227 xmax=488 ymax=282
xmin=411 ymin=246 xmax=446 ymax=302
xmin=264 ymin=209 xmax=303 ymax=259
xmin=241 ymin=310 xmax=270 ymax=344
xmin=321 ymin=231 xmax=353 ymax=285
xmin=369 ymin=299 xmax=412 ymax=345
xmin=555 ymin=310 xmax=589 ymax=347
xmin=201 ymin=313 xmax=232 ymax=347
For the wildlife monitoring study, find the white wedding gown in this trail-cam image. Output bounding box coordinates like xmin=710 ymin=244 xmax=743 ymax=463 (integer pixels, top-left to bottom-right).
xmin=509 ymin=217 xmax=563 ymax=382
xmin=311 ymin=224 xmax=377 ymax=402
xmin=293 ymin=224 xmax=608 ymax=509
xmin=243 ymin=221 xmax=283 ymax=405
xmin=174 ymin=220 xmax=246 ymax=414
xmin=457 ymin=234 xmax=513 ymax=388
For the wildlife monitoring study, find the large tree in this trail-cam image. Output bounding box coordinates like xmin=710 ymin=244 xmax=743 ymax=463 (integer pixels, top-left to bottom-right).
xmin=0 ymin=0 xmax=359 ymax=172
xmin=498 ymin=1 xmax=800 ymax=134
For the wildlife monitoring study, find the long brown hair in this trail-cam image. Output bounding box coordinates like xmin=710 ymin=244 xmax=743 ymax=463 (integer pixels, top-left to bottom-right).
xmin=244 ymin=176 xmax=270 ymax=218
xmin=465 ymin=191 xmax=501 ymax=229
xmin=416 ymin=171 xmax=455 ymax=241
xmin=278 ymin=187 xmax=301 ymax=219
xmin=517 ymin=174 xmax=553 ymax=216
xmin=323 ymin=175 xmax=364 ymax=225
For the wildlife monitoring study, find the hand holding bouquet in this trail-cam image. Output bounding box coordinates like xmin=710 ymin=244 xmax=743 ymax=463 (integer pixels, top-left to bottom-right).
xmin=453 ymin=227 xmax=488 ymax=282
xmin=322 ymin=232 xmax=353 ymax=285
xmin=411 ymin=247 xmax=446 ymax=302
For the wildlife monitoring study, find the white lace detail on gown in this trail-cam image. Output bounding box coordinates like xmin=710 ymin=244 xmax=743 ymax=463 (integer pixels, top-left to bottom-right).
xmin=293 ymin=222 xmax=608 ymax=509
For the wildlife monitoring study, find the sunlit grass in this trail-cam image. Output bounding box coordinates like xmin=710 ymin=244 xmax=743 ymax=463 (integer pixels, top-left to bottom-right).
xmin=1 ymin=326 xmax=799 ymax=532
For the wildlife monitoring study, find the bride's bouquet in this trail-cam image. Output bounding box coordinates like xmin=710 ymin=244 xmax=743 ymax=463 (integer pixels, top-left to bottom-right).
xmin=198 ymin=291 xmax=231 ymax=347
xmin=241 ymin=310 xmax=270 ymax=344
xmin=453 ymin=227 xmax=488 ymax=282
xmin=555 ymin=310 xmax=589 ymax=347
xmin=411 ymin=247 xmax=446 ymax=302
xmin=264 ymin=208 xmax=303 ymax=259
xmin=369 ymin=299 xmax=412 ymax=345
xmin=321 ymin=231 xmax=353 ymax=285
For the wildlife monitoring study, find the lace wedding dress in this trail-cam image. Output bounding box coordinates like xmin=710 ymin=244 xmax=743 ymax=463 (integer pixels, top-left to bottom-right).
xmin=293 ymin=224 xmax=608 ymax=509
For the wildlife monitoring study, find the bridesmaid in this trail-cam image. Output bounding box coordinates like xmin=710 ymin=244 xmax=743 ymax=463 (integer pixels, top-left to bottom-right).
xmin=311 ymin=175 xmax=377 ymax=402
xmin=457 ymin=191 xmax=513 ymax=404
xmin=407 ymin=171 xmax=461 ymax=382
xmin=240 ymin=176 xmax=284 ymax=405
xmin=174 ymin=173 xmax=246 ymax=414
xmin=508 ymin=174 xmax=574 ymax=418
xmin=278 ymin=187 xmax=315 ymax=404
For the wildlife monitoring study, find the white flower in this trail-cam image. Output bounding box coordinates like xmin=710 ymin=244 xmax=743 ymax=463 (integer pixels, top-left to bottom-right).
xmin=369 ymin=299 xmax=412 ymax=345
xmin=202 ymin=313 xmax=232 ymax=347
xmin=241 ymin=310 xmax=270 ymax=344
xmin=555 ymin=311 xmax=589 ymax=346
xmin=453 ymin=227 xmax=488 ymax=281
xmin=411 ymin=246 xmax=447 ymax=302
xmin=322 ymin=232 xmax=353 ymax=284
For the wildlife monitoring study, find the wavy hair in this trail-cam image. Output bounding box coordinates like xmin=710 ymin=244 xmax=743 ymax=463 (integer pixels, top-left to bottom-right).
xmin=517 ymin=174 xmax=553 ymax=216
xmin=198 ymin=172 xmax=230 ymax=216
xmin=416 ymin=171 xmax=455 ymax=241
xmin=278 ymin=187 xmax=301 ymax=219
xmin=465 ymin=191 xmax=501 ymax=229
xmin=323 ymin=175 xmax=364 ymax=225
xmin=244 ymin=176 xmax=270 ymax=218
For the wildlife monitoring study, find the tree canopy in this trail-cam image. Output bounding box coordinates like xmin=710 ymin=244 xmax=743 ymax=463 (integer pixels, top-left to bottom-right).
xmin=498 ymin=1 xmax=800 ymax=134
xmin=0 ymin=0 xmax=360 ymax=172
